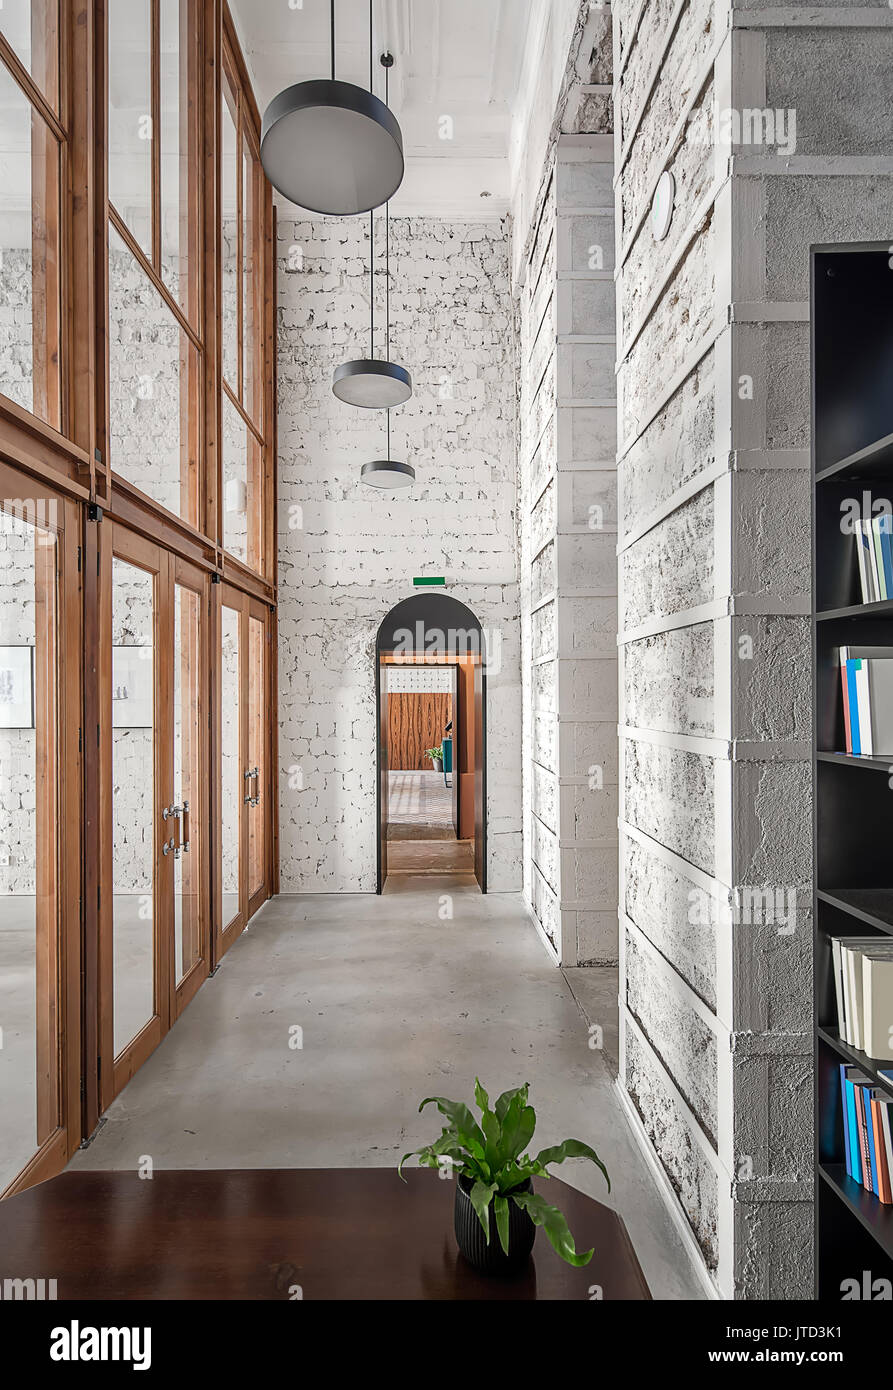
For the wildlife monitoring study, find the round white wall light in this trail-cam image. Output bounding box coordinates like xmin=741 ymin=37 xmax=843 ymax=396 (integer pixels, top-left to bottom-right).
xmin=651 ymin=171 xmax=675 ymax=242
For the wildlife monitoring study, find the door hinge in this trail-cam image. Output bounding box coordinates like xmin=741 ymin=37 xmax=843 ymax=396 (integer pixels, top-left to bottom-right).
xmin=97 ymin=1055 xmax=102 ymax=1081
xmin=77 ymin=545 xmax=82 ymax=572
xmin=80 ymin=1076 xmax=86 ymax=1100
xmin=78 ymin=727 xmax=82 ymax=752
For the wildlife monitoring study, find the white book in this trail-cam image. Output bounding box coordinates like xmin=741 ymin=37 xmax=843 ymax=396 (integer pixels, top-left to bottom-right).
xmin=845 ymin=945 xmax=868 ymax=1050
xmin=865 ymin=659 xmax=893 ymax=756
xmin=863 ymin=954 xmax=893 ymax=1060
xmin=836 ymin=938 xmax=881 ymax=1045
xmin=832 ymin=937 xmax=848 ymax=1040
xmin=830 ymin=935 xmax=884 ymax=1042
xmin=843 ymin=942 xmax=893 ymax=1050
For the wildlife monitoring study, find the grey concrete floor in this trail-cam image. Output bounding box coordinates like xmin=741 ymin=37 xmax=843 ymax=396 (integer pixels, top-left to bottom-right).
xmin=71 ymin=883 xmax=705 ymax=1300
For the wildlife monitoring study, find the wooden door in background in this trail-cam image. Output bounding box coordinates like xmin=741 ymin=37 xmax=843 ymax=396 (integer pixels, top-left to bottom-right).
xmin=388 ymin=692 xmax=453 ymax=770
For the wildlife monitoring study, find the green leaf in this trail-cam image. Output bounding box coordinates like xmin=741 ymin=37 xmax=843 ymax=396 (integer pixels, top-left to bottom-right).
xmin=533 ymin=1138 xmax=610 ymax=1191
xmin=512 ymin=1190 xmax=594 ymax=1268
xmin=497 ymin=1093 xmax=537 ymax=1164
xmin=494 ymin=1194 xmax=510 ymax=1256
xmin=398 ymin=1148 xmax=422 ymax=1180
xmin=469 ymin=1180 xmax=497 ymax=1243
xmin=419 ymin=1096 xmax=487 ymax=1161
xmin=494 ymin=1082 xmax=529 ymax=1122
xmin=474 ymin=1078 xmax=490 ymax=1113
xmin=430 ymin=1132 xmax=485 ymax=1181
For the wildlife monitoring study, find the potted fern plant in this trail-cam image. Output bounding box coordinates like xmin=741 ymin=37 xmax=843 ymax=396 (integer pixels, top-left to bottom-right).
xmin=399 ymin=1080 xmax=609 ymax=1274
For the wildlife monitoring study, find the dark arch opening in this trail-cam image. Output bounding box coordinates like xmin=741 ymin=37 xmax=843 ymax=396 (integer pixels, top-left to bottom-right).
xmin=375 ymin=593 xmax=487 ymax=894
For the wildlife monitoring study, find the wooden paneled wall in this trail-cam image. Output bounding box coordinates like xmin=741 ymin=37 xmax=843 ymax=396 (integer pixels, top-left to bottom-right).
xmin=388 ymin=693 xmax=453 ymax=771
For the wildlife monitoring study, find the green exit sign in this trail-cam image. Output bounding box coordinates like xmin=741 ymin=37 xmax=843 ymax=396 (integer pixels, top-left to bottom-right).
xmin=413 ymin=577 xmax=446 ymax=587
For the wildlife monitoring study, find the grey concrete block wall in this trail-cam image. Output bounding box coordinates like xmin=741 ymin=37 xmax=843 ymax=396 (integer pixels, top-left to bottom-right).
xmin=615 ymin=0 xmax=893 ymax=1298
xmin=513 ymin=0 xmax=618 ymax=966
xmin=517 ymin=134 xmax=619 ymax=966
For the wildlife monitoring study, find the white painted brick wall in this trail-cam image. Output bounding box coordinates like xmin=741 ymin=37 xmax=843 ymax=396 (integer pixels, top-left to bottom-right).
xmin=276 ymin=215 xmax=522 ymax=893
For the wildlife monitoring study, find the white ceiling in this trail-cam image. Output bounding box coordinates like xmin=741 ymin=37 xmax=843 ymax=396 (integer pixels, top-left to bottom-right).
xmin=229 ymin=0 xmax=544 ymax=218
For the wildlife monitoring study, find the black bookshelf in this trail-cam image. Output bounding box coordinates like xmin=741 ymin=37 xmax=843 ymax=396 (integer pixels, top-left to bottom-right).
xmin=812 ymin=243 xmax=893 ymax=1299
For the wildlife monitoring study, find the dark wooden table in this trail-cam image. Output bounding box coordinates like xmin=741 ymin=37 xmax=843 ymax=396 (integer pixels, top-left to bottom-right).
xmin=0 ymin=1168 xmax=650 ymax=1300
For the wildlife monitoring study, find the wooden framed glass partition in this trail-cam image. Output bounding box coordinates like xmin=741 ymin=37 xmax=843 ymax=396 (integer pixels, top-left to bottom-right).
xmin=0 ymin=1 xmax=278 ymax=1185
xmin=0 ymin=462 xmax=80 ymax=1197
xmin=98 ymin=520 xmax=210 ymax=1110
xmin=213 ymin=582 xmax=270 ymax=964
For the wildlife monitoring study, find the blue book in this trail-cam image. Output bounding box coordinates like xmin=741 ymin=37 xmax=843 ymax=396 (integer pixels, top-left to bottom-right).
xmin=843 ymin=1072 xmax=864 ymax=1185
xmin=879 ymin=515 xmax=893 ymax=598
xmin=841 ymin=1064 xmax=855 ymax=1180
xmin=862 ymin=1084 xmax=880 ymax=1196
xmin=846 ymin=659 xmax=862 ymax=756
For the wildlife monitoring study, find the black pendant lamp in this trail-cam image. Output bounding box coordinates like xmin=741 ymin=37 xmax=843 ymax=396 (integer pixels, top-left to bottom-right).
xmin=334 ymin=52 xmax=412 ymax=408
xmin=260 ymin=0 xmax=404 ymax=217
xmin=361 ymin=410 xmax=415 ymax=489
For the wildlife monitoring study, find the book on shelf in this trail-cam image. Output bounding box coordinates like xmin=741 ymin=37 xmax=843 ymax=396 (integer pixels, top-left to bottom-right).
xmin=840 ymin=1065 xmax=893 ymax=1203
xmin=830 ymin=936 xmax=893 ymax=1054
xmin=837 ymin=645 xmax=893 ymax=755
xmin=854 ymin=514 xmax=893 ymax=603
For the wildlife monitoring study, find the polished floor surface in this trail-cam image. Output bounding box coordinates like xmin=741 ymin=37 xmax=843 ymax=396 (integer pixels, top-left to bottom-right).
xmin=70 ymin=883 xmax=706 ymax=1300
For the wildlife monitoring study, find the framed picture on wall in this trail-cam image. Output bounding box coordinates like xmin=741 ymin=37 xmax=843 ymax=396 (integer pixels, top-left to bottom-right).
xmin=112 ymin=647 xmax=154 ymax=728
xmin=0 ymin=647 xmax=35 ymax=729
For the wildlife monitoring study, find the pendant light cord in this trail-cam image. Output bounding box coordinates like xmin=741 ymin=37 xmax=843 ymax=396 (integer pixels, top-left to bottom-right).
xmin=330 ymin=0 xmax=336 ymax=81
xmin=369 ymin=1 xmax=375 ymax=358
xmin=370 ymin=211 xmax=374 ymax=358
xmin=385 ymin=57 xmax=390 ymax=361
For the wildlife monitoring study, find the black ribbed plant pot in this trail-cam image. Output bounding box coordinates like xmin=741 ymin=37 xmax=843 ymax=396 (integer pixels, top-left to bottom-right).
xmin=454 ymin=1176 xmax=535 ymax=1275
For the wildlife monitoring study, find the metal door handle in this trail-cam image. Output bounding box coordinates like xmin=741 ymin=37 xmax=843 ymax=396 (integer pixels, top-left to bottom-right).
xmin=181 ymin=799 xmax=190 ymax=853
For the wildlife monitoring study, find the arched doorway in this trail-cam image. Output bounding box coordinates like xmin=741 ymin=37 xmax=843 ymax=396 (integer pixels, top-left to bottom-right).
xmin=375 ymin=594 xmax=487 ymax=894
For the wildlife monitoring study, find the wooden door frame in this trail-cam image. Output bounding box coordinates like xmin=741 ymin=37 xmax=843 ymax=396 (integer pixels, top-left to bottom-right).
xmin=375 ymin=594 xmax=488 ymax=895
xmin=98 ymin=522 xmax=168 ymax=1112
xmin=170 ymin=553 xmax=211 ymax=1020
xmin=246 ymin=594 xmax=271 ymax=919
xmin=0 ymin=474 xmax=81 ymax=1198
xmin=213 ymin=579 xmax=248 ymax=965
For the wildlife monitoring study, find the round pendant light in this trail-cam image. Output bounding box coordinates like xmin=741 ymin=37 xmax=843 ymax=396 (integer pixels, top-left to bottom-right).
xmin=333 ymin=53 xmax=412 ymax=409
xmin=334 ymin=357 xmax=412 ymax=408
xmin=361 ymin=459 xmax=416 ymax=489
xmin=361 ymin=409 xmax=414 ymax=489
xmin=260 ymin=0 xmax=404 ymax=217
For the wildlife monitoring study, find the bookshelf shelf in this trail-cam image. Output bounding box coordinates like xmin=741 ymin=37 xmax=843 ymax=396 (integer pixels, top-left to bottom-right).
xmin=816 ymin=751 xmax=892 ymax=771
xmin=815 ymin=431 xmax=893 ymax=484
xmin=818 ymin=1166 xmax=893 ymax=1262
xmin=818 ymin=1028 xmax=893 ymax=1096
xmin=813 ymin=243 xmax=893 ymax=1298
xmin=817 ymin=889 xmax=893 ymax=937
xmin=817 ymin=599 xmax=893 ymax=622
